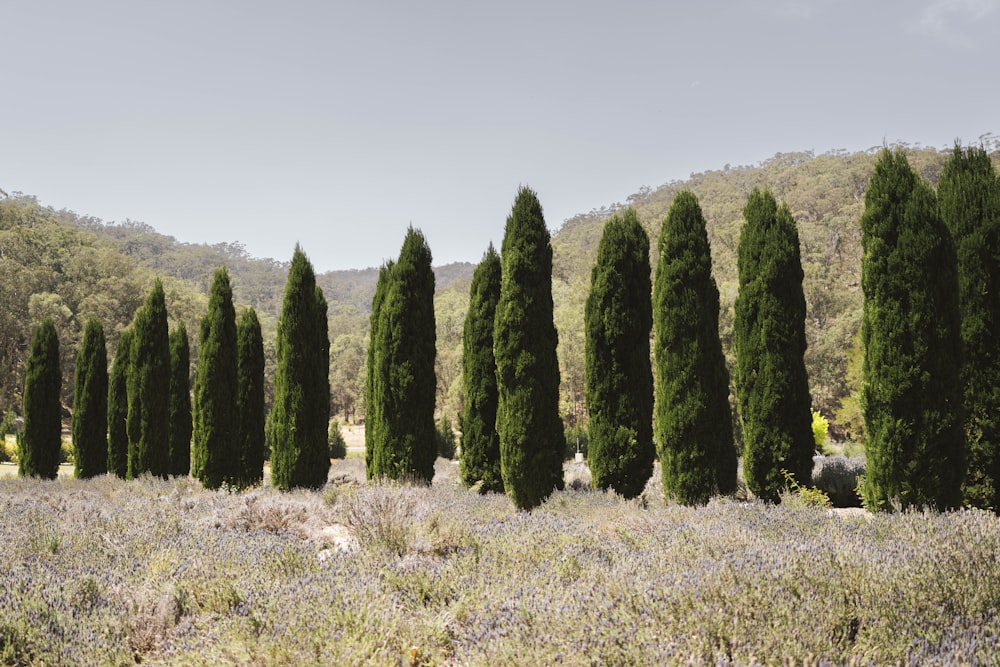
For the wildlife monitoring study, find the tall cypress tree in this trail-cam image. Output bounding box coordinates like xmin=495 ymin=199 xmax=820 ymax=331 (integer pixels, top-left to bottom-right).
xmin=938 ymin=144 xmax=1000 ymax=511
xmin=734 ymin=188 xmax=814 ymax=502
xmin=495 ymin=186 xmax=566 ymax=509
xmin=584 ymin=208 xmax=654 ymax=499
xmin=654 ymin=191 xmax=736 ymax=504
xmin=460 ymin=244 xmax=503 ymax=492
xmin=236 ymin=307 xmax=265 ymax=488
xmin=107 ymin=329 xmax=132 ymax=478
xmin=72 ymin=317 xmax=108 ymax=478
xmin=365 ymin=261 xmax=393 ymax=479
xmin=270 ymin=246 xmax=330 ymax=490
xmin=167 ymin=320 xmax=192 ymax=477
xmin=862 ymin=149 xmax=965 ymax=511
xmin=366 ymin=228 xmax=437 ymax=483
xmin=192 ymin=268 xmax=238 ymax=489
xmin=19 ymin=318 xmax=62 ymax=479
xmin=127 ymin=279 xmax=170 ymax=479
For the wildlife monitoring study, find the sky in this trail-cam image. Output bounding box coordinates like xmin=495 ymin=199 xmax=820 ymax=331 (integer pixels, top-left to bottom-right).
xmin=3 ymin=0 xmax=998 ymax=272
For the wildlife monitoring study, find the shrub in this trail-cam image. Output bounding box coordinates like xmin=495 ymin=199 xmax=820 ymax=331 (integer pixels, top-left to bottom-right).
xmin=811 ymin=410 xmax=829 ymax=452
xmin=1 ymin=410 xmax=18 ymax=436
xmin=328 ymin=419 xmax=347 ymax=460
xmin=812 ymin=455 xmax=866 ymax=508
xmin=436 ymin=413 xmax=456 ymax=460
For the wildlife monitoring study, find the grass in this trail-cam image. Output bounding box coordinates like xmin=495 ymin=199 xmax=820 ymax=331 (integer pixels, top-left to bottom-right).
xmin=1 ymin=457 xmax=998 ymax=665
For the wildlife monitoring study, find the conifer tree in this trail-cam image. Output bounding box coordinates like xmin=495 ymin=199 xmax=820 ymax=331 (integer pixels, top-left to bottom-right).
xmin=72 ymin=317 xmax=108 ymax=478
xmin=19 ymin=318 xmax=61 ymax=479
xmin=938 ymin=144 xmax=1000 ymax=511
xmin=236 ymin=307 xmax=265 ymax=488
xmin=654 ymin=191 xmax=736 ymax=504
xmin=862 ymin=149 xmax=965 ymax=510
xmin=365 ymin=261 xmax=393 ymax=478
xmin=107 ymin=329 xmax=132 ymax=478
xmin=734 ymin=188 xmax=814 ymax=502
xmin=127 ymin=279 xmax=170 ymax=479
xmin=192 ymin=268 xmax=238 ymax=489
xmin=585 ymin=208 xmax=654 ymax=499
xmin=495 ymin=186 xmax=566 ymax=509
xmin=270 ymin=246 xmax=330 ymax=490
xmin=167 ymin=321 xmax=192 ymax=477
xmin=460 ymin=245 xmax=503 ymax=492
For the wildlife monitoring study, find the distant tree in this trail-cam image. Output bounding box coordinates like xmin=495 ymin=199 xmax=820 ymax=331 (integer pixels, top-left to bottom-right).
xmin=494 ymin=187 xmax=566 ymax=509
xmin=328 ymin=418 xmax=347 ymax=459
xmin=107 ymin=329 xmax=132 ymax=478
xmin=19 ymin=318 xmax=62 ymax=479
xmin=72 ymin=317 xmax=108 ymax=478
xmin=437 ymin=412 xmax=456 ymax=460
xmin=270 ymin=246 xmax=330 ymax=490
xmin=862 ymin=149 xmax=965 ymax=511
xmin=127 ymin=279 xmax=170 ymax=479
xmin=365 ymin=228 xmax=437 ymax=482
xmin=192 ymin=268 xmax=238 ymax=489
xmin=654 ymin=191 xmax=736 ymax=504
xmin=584 ymin=208 xmax=654 ymax=499
xmin=938 ymin=144 xmax=1000 ymax=511
xmin=167 ymin=321 xmax=192 ymax=477
xmin=734 ymin=189 xmax=814 ymax=502
xmin=365 ymin=261 xmax=393 ymax=478
xmin=236 ymin=307 xmax=266 ymax=487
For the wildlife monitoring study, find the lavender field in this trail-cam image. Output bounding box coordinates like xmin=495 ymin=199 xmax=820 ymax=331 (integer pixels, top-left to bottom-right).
xmin=1 ymin=458 xmax=998 ymax=666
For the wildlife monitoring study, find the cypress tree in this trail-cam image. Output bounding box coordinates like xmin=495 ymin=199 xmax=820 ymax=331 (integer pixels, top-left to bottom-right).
xmin=938 ymin=144 xmax=1000 ymax=511
xmin=270 ymin=246 xmax=330 ymax=490
xmin=236 ymin=307 xmax=265 ymax=488
xmin=365 ymin=261 xmax=393 ymax=479
xmin=167 ymin=321 xmax=192 ymax=477
xmin=584 ymin=208 xmax=654 ymax=499
xmin=127 ymin=279 xmax=171 ymax=479
xmin=366 ymin=228 xmax=437 ymax=483
xmin=861 ymin=149 xmax=965 ymax=511
xmin=107 ymin=329 xmax=132 ymax=478
xmin=495 ymin=186 xmax=566 ymax=509
xmin=460 ymin=244 xmax=503 ymax=493
xmin=192 ymin=268 xmax=239 ymax=489
xmin=734 ymin=188 xmax=814 ymax=502
xmin=72 ymin=317 xmax=108 ymax=478
xmin=19 ymin=318 xmax=62 ymax=479
xmin=654 ymin=191 xmax=736 ymax=504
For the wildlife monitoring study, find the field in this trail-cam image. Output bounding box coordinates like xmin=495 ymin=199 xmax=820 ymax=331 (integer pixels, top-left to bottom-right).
xmin=2 ymin=458 xmax=998 ymax=666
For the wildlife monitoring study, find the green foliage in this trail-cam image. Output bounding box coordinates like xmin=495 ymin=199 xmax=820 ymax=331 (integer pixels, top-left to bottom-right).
xmin=811 ymin=409 xmax=829 ymax=452
xmin=72 ymin=318 xmax=108 ymax=478
xmin=0 ymin=410 xmax=16 ymax=435
xmin=127 ymin=279 xmax=171 ymax=479
xmin=436 ymin=413 xmax=456 ymax=460
xmin=19 ymin=319 xmax=62 ymax=479
xmin=564 ymin=423 xmax=588 ymax=460
xmin=236 ymin=308 xmax=266 ymax=487
xmin=654 ymin=191 xmax=737 ymax=504
xmin=584 ymin=208 xmax=654 ymax=499
xmin=861 ymin=149 xmax=965 ymax=511
xmin=106 ymin=329 xmax=131 ymax=478
xmin=193 ymin=268 xmax=238 ymax=489
xmin=939 ymin=144 xmax=1000 ymax=511
xmin=365 ymin=262 xmax=392 ymax=478
xmin=780 ymin=469 xmax=832 ymax=509
xmin=328 ymin=418 xmax=347 ymax=460
xmin=734 ymin=189 xmax=814 ymax=502
xmin=495 ymin=187 xmax=567 ymax=509
xmin=167 ymin=321 xmax=192 ymax=477
xmin=270 ymin=246 xmax=330 ymax=490
xmin=459 ymin=245 xmax=503 ymax=493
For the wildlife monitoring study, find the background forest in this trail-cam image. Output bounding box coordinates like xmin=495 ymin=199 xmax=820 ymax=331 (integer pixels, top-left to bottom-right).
xmin=3 ymin=142 xmax=999 ymax=447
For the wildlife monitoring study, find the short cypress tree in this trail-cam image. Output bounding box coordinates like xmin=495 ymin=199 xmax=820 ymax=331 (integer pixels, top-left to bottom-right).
xmin=192 ymin=268 xmax=239 ymax=489
xmin=734 ymin=188 xmax=814 ymax=502
xmin=72 ymin=317 xmax=108 ymax=478
xmin=938 ymin=144 xmax=1000 ymax=511
xmin=585 ymin=208 xmax=654 ymax=499
xmin=365 ymin=261 xmax=393 ymax=478
xmin=495 ymin=186 xmax=566 ymax=509
xmin=270 ymin=246 xmax=330 ymax=490
xmin=107 ymin=329 xmax=132 ymax=478
xmin=127 ymin=279 xmax=171 ymax=479
xmin=654 ymin=191 xmax=736 ymax=504
xmin=236 ymin=307 xmax=265 ymax=488
xmin=862 ymin=149 xmax=965 ymax=511
xmin=19 ymin=318 xmax=62 ymax=479
xmin=167 ymin=321 xmax=192 ymax=477
xmin=366 ymin=228 xmax=437 ymax=483
xmin=460 ymin=245 xmax=504 ymax=493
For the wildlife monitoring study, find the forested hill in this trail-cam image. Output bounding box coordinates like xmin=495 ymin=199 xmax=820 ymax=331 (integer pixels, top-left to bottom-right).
xmin=3 ymin=142 xmax=998 ymax=439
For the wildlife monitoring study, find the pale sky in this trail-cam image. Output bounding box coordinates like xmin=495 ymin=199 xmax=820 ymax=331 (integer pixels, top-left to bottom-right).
xmin=3 ymin=0 xmax=998 ymax=272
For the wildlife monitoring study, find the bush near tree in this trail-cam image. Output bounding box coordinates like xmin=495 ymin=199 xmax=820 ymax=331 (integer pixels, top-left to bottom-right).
xmin=107 ymin=329 xmax=132 ymax=478
xmin=72 ymin=317 xmax=108 ymax=478
xmin=168 ymin=320 xmax=192 ymax=477
xmin=19 ymin=318 xmax=62 ymax=479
